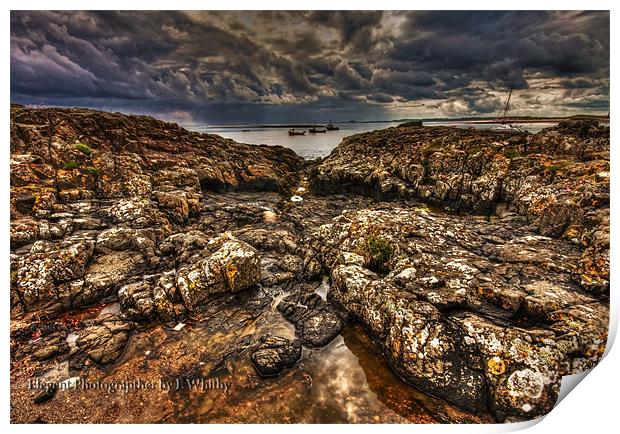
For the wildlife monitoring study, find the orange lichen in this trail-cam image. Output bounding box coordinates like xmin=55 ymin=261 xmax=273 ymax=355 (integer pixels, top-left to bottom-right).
xmin=487 ymin=356 xmax=507 ymax=375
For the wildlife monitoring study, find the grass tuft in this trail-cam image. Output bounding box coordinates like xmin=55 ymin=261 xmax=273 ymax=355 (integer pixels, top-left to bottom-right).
xmin=74 ymin=142 xmax=93 ymax=157
xmin=63 ymin=160 xmax=79 ymax=170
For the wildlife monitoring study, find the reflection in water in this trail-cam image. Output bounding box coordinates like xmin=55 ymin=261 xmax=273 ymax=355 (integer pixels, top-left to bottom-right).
xmin=165 ymin=316 xmax=489 ymax=423
xmin=340 ymin=323 xmax=491 ymax=423
xmin=189 ymin=122 xmax=402 ymax=159
xmin=23 ymin=285 xmax=489 ymax=423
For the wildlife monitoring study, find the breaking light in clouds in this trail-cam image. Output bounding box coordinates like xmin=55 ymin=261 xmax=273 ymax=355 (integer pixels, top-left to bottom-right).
xmin=10 ymin=10 xmax=610 ymax=124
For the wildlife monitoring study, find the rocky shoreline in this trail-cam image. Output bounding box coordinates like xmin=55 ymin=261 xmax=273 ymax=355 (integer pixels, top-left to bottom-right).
xmin=10 ymin=105 xmax=609 ymax=423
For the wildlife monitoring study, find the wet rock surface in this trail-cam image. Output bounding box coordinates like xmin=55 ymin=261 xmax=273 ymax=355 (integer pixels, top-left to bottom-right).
xmin=277 ymin=284 xmax=344 ymax=347
xmin=250 ymin=335 xmax=302 ymax=377
xmin=10 ymin=107 xmax=609 ymax=423
xmin=76 ymin=317 xmax=134 ymax=367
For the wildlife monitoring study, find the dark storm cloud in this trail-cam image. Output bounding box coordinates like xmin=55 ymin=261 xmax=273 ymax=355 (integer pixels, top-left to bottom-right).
xmin=10 ymin=10 xmax=610 ymax=123
xmin=393 ymin=11 xmax=609 ymax=88
xmin=308 ymin=10 xmax=384 ymax=52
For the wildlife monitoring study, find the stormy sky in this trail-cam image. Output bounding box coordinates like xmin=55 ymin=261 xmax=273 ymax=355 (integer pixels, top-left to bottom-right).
xmin=11 ymin=10 xmax=610 ymax=124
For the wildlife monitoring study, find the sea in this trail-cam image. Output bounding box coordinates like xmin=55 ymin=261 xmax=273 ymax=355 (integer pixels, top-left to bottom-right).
xmin=185 ymin=121 xmax=559 ymax=160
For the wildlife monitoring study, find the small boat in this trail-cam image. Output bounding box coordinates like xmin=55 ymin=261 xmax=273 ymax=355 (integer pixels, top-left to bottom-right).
xmin=308 ymin=124 xmax=327 ymax=133
xmin=288 ymin=129 xmax=306 ymax=136
xmin=491 ymin=123 xmax=524 ymax=132
xmin=241 ymin=129 xmax=250 ymax=132
xmin=490 ymin=124 xmax=515 ymax=130
xmin=492 ymin=85 xmax=525 ymax=132
xmin=326 ymin=121 xmax=339 ymax=131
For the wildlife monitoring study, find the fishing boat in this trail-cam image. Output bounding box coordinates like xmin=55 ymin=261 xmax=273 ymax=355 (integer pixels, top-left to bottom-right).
xmin=288 ymin=128 xmax=306 ymax=136
xmin=308 ymin=124 xmax=327 ymax=133
xmin=326 ymin=121 xmax=339 ymax=131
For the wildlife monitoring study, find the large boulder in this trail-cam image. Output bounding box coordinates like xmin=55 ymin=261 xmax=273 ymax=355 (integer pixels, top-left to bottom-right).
xmin=176 ymin=238 xmax=261 ymax=310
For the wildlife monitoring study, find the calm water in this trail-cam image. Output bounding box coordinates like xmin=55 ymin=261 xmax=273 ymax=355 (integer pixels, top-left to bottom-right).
xmin=186 ymin=121 xmax=559 ymax=159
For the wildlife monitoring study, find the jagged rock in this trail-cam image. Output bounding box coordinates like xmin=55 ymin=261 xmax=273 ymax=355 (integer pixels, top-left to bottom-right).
xmin=80 ymin=251 xmax=147 ymax=307
xmin=206 ymin=239 xmax=261 ymax=292
xmin=118 ymin=281 xmax=156 ymax=320
xmin=250 ymin=335 xmax=302 ymax=377
xmin=10 ymin=105 xmax=302 ymax=199
xmin=31 ymin=339 xmax=68 ymax=361
xmin=95 ymin=227 xmax=156 ymax=256
xmin=176 ymin=238 xmax=261 ymax=310
xmin=159 ymin=230 xmax=210 ymax=262
xmin=154 ymin=191 xmax=190 ymax=223
xmin=10 ymin=321 xmax=70 ymax=361
xmin=103 ymin=198 xmax=165 ymax=229
xmin=12 ymin=239 xmax=95 ymax=311
xmin=118 ymin=272 xmax=186 ymax=323
xmin=9 ymin=106 xmax=610 ymax=423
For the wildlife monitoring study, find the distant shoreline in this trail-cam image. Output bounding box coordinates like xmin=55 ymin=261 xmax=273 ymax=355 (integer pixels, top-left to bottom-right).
xmin=186 ymin=115 xmax=609 ymax=129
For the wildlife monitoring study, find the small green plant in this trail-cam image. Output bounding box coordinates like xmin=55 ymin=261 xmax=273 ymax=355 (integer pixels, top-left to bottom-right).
xmin=84 ymin=166 xmax=100 ymax=176
xmin=549 ymin=161 xmax=570 ymax=172
xmin=503 ymin=149 xmax=519 ymax=159
xmin=74 ymin=142 xmax=93 ymax=157
xmin=63 ymin=160 xmax=79 ymax=170
xmin=357 ymin=233 xmax=394 ymax=273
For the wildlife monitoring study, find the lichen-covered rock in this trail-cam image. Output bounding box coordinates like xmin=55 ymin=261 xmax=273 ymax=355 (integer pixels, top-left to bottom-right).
xmin=95 ymin=227 xmax=156 ymax=256
xmin=330 ymin=264 xmax=488 ymax=413
xmin=313 ymin=206 xmax=608 ymax=420
xmin=10 ymin=105 xmax=302 ymax=198
xmin=104 ymin=198 xmax=164 ymax=229
xmin=118 ymin=281 xmax=156 ymax=320
xmin=451 ymin=313 xmax=563 ymax=420
xmin=206 ymin=239 xmax=261 ymax=292
xmin=9 ymin=105 xmax=610 ymax=423
xmin=300 ymin=310 xmax=343 ymax=347
xmin=310 ymin=121 xmax=609 ymax=297
xmin=81 ymin=251 xmax=147 ymax=307
xmin=118 ymin=272 xmax=186 ymax=323
xmin=176 ymin=238 xmax=261 ymax=310
xmin=12 ymin=239 xmax=95 ymax=312
xmin=250 ymin=334 xmax=302 ymax=377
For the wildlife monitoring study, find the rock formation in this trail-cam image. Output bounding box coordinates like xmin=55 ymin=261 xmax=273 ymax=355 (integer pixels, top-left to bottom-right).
xmin=10 ymin=105 xmax=610 ymax=423
xmin=310 ymin=121 xmax=610 ymax=297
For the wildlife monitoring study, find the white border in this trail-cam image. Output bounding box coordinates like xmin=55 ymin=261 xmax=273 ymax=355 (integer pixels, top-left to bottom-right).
xmin=2 ymin=1 xmax=617 ymax=432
